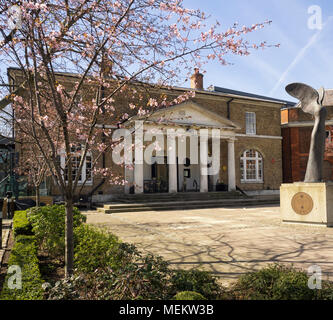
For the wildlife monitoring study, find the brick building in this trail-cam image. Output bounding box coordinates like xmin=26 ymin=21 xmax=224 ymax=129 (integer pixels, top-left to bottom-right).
xmin=8 ymin=68 xmax=291 ymax=202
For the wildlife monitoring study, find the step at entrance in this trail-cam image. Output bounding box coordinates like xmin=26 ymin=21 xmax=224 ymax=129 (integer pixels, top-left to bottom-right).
xmin=96 ymin=192 xmax=279 ymax=213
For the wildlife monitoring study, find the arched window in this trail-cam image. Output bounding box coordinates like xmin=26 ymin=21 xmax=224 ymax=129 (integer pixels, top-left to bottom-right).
xmin=240 ymin=150 xmax=263 ymax=183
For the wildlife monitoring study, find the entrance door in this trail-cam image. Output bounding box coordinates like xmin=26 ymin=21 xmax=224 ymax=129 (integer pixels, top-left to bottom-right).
xmin=156 ymin=163 xmax=169 ymax=192
xmin=151 ymin=156 xmax=169 ymax=193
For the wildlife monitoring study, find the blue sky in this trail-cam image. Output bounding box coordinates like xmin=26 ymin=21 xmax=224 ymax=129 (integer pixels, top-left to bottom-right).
xmin=182 ymin=0 xmax=333 ymax=102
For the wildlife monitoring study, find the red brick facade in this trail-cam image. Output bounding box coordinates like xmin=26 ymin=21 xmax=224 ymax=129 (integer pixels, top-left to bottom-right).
xmin=281 ymin=107 xmax=333 ymax=183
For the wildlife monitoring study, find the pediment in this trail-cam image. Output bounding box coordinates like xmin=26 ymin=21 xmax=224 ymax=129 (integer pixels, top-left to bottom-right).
xmin=141 ymin=101 xmax=240 ymax=129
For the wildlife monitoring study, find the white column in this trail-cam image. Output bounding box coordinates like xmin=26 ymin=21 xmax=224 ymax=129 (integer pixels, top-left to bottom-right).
xmin=134 ymin=164 xmax=143 ymax=194
xmin=211 ymin=129 xmax=221 ymax=191
xmin=134 ymin=121 xmax=144 ymax=194
xmin=228 ymin=138 xmax=236 ymax=191
xmin=200 ymin=129 xmax=208 ymax=193
xmin=168 ymin=131 xmax=177 ymax=193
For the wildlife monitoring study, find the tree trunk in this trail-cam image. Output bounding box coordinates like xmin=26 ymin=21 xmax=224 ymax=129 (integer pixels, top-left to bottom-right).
xmin=35 ymin=185 xmax=40 ymax=207
xmin=65 ymin=196 xmax=74 ymax=277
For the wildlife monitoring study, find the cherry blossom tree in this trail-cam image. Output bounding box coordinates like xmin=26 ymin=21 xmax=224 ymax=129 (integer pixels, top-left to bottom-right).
xmin=0 ymin=0 xmax=277 ymax=277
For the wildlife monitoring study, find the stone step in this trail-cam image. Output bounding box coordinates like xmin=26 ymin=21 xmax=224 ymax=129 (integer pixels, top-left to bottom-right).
xmin=98 ymin=199 xmax=279 ymax=214
xmin=103 ymin=198 xmax=250 ymax=209
xmin=111 ymin=192 xmax=246 ymax=203
xmin=114 ymin=191 xmax=240 ymax=198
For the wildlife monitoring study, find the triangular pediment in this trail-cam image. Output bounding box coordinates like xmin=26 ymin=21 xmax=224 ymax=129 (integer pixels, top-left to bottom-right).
xmin=138 ymin=101 xmax=240 ymax=130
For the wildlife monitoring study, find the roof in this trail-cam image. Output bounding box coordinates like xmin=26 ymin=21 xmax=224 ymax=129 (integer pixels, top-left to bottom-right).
xmin=208 ymin=86 xmax=297 ymax=108
xmin=8 ymin=67 xmax=294 ymax=107
xmin=127 ymin=100 xmax=241 ymax=130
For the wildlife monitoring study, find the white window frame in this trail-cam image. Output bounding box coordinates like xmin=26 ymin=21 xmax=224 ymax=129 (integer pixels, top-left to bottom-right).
xmin=240 ymin=150 xmax=263 ymax=183
xmin=245 ymin=112 xmax=256 ymax=135
xmin=60 ymin=146 xmax=93 ymax=185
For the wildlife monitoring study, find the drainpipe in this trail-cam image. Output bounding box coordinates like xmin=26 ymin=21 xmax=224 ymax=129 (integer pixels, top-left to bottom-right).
xmin=227 ymin=98 xmax=234 ymax=120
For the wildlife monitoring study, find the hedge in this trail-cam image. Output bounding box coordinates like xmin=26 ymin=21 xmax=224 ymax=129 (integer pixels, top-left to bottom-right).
xmin=0 ymin=235 xmax=44 ymax=300
xmin=13 ymin=210 xmax=33 ymax=237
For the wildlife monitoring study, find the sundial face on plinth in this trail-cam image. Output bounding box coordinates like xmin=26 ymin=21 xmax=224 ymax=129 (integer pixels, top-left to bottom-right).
xmin=291 ymin=192 xmax=314 ymax=215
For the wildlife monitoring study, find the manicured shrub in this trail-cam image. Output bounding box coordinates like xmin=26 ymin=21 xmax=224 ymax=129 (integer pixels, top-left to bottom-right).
xmin=28 ymin=205 xmax=86 ymax=259
xmin=173 ymin=291 xmax=207 ymax=300
xmin=169 ymin=269 xmax=223 ymax=300
xmin=230 ymin=264 xmax=317 ymax=300
xmin=13 ymin=210 xmax=33 ymax=237
xmin=74 ymin=224 xmax=122 ymax=273
xmin=15 ymin=234 xmax=37 ymax=245
xmin=0 ymin=235 xmax=43 ymax=300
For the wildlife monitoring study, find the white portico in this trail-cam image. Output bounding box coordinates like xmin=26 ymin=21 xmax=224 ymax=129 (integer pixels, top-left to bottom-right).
xmin=124 ymin=101 xmax=240 ymax=194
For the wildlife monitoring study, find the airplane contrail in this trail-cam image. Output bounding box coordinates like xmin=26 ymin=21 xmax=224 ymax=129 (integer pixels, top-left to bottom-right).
xmin=269 ymin=16 xmax=333 ymax=96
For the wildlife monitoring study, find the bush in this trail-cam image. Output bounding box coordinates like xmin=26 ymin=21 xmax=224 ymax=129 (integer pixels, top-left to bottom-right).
xmin=173 ymin=291 xmax=207 ymax=300
xmin=169 ymin=269 xmax=223 ymax=300
xmin=13 ymin=210 xmax=33 ymax=237
xmin=74 ymin=224 xmax=122 ymax=273
xmin=46 ymin=252 xmax=171 ymax=300
xmin=0 ymin=235 xmax=43 ymax=300
xmin=28 ymin=205 xmax=86 ymax=259
xmin=230 ymin=264 xmax=318 ymax=300
xmin=107 ymin=253 xmax=171 ymax=300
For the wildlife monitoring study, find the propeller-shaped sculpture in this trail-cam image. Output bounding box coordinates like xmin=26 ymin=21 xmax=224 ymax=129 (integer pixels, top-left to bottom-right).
xmin=286 ymin=83 xmax=327 ymax=182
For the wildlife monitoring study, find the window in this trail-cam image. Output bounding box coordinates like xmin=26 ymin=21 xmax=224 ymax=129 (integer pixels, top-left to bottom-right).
xmin=60 ymin=145 xmax=93 ymax=184
xmin=245 ymin=112 xmax=256 ymax=135
xmin=240 ymin=150 xmax=263 ymax=183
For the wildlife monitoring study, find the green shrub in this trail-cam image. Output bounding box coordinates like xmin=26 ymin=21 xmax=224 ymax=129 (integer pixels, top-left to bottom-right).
xmin=74 ymin=224 xmax=121 ymax=273
xmin=169 ymin=269 xmax=223 ymax=300
xmin=230 ymin=264 xmax=318 ymax=300
xmin=315 ymin=281 xmax=333 ymax=300
xmin=173 ymin=291 xmax=207 ymax=300
xmin=15 ymin=234 xmax=36 ymax=245
xmin=107 ymin=253 xmax=171 ymax=300
xmin=28 ymin=205 xmax=86 ymax=259
xmin=0 ymin=235 xmax=43 ymax=300
xmin=13 ymin=210 xmax=33 ymax=237
xmin=46 ymin=253 xmax=171 ymax=300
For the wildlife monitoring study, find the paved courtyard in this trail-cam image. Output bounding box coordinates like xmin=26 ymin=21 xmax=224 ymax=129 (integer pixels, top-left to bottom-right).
xmin=84 ymin=205 xmax=333 ymax=286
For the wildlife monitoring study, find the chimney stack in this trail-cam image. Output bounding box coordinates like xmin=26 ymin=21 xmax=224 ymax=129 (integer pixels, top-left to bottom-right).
xmin=190 ymin=68 xmax=203 ymax=90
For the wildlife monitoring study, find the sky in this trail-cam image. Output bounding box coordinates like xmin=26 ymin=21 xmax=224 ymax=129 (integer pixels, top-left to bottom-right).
xmin=1 ymin=0 xmax=332 ymax=105
xmin=182 ymin=0 xmax=333 ymax=102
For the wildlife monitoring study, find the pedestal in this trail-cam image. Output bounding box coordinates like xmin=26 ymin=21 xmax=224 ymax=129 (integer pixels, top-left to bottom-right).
xmin=280 ymin=182 xmax=333 ymax=227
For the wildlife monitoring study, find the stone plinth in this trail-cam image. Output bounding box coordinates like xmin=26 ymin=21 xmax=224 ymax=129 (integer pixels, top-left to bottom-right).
xmin=280 ymin=182 xmax=333 ymax=227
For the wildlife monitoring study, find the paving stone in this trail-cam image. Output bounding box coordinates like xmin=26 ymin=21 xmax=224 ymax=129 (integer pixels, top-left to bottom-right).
xmin=84 ymin=206 xmax=333 ymax=286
